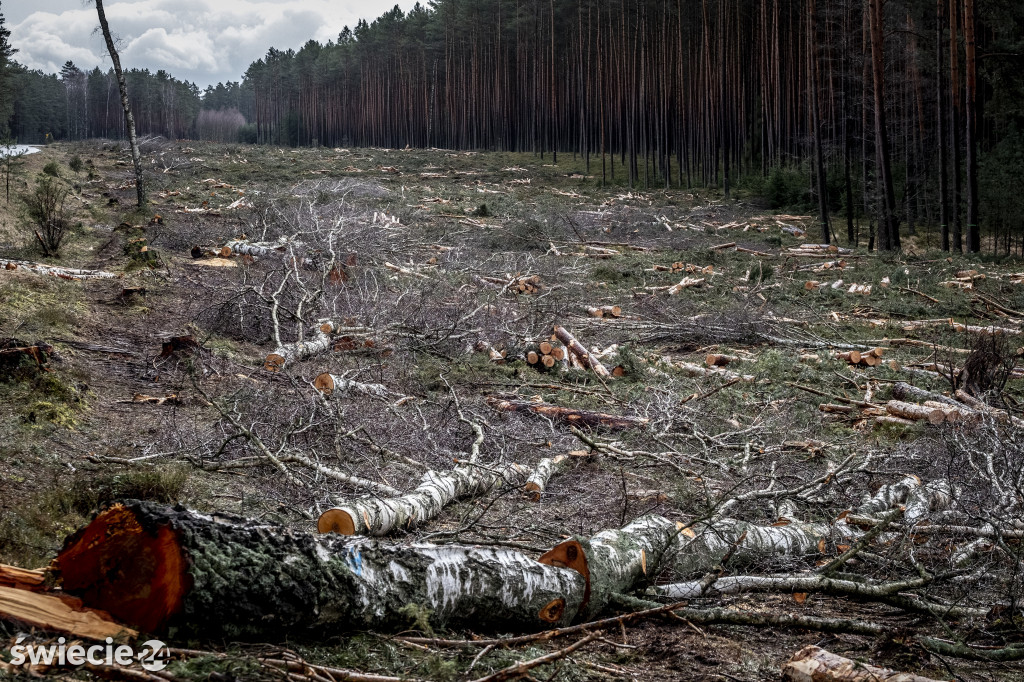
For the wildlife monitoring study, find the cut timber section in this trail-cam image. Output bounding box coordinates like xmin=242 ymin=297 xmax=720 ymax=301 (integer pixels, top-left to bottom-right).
xmin=223 ymin=240 xmax=315 ymax=269
xmin=836 ymin=347 xmax=884 ymax=367
xmin=265 ymin=322 xmax=374 ymax=371
xmin=782 ymin=645 xmax=944 ymax=682
xmin=55 ymin=501 xmax=585 ymax=637
xmin=0 ymin=564 xmax=46 ymax=591
xmin=553 ymin=326 xmax=610 ymax=377
xmin=319 ymin=461 xmax=533 ymax=536
xmin=525 ymin=455 xmax=569 ymax=501
xmin=0 ymin=585 xmax=137 ymax=641
xmin=0 ymin=258 xmax=118 ymax=281
xmin=487 ymin=398 xmax=648 ymax=431
xmin=313 ymin=373 xmax=388 ymax=398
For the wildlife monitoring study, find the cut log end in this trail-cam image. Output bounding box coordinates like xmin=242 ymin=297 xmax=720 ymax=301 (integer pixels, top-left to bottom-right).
xmin=55 ymin=504 xmax=189 ymax=635
xmin=317 ymin=508 xmax=356 ymax=536
xmin=539 ymin=538 xmax=591 ymax=610
xmin=313 ymin=373 xmax=336 ymax=395
xmin=538 ymin=598 xmax=566 ymax=623
xmin=264 ymin=354 xmax=285 ymax=372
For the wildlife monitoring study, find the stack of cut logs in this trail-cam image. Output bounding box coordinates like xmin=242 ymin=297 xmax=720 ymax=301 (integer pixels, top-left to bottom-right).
xmin=818 ymin=382 xmax=1022 ymax=429
xmin=940 ymin=269 xmax=985 ymax=289
xmin=836 ymin=347 xmax=885 ymax=367
xmin=526 ymin=340 xmax=568 ymax=370
xmin=586 ymin=305 xmax=623 ymax=318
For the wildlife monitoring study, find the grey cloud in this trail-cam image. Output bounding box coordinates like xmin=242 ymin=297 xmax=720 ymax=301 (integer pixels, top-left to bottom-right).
xmin=9 ymin=0 xmax=419 ymax=89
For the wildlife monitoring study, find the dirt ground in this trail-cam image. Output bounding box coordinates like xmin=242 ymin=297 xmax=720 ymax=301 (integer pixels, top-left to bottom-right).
xmin=1 ymin=139 xmax=1022 ymax=681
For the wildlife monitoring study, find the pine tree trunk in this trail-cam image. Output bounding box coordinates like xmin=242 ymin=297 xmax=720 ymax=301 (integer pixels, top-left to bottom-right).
xmin=963 ymin=0 xmax=980 ymax=252
xmin=868 ymin=0 xmax=900 ymax=250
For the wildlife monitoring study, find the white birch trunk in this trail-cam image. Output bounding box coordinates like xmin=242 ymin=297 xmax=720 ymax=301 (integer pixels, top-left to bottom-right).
xmin=319 ymin=462 xmax=533 ymax=536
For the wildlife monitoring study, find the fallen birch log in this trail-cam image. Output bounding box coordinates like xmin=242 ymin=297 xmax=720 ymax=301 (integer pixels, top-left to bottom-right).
xmin=384 ymin=261 xmax=430 ymax=279
xmin=0 ymin=258 xmax=118 ymax=281
xmin=553 ymin=326 xmax=611 ymax=377
xmin=541 ymin=515 xmax=683 ymax=620
xmin=318 ymin=461 xmax=533 ymax=536
xmin=667 ymin=276 xmax=705 ymax=294
xmin=265 ymin=330 xmax=333 ymax=371
xmin=265 ymin=323 xmax=375 ymax=371
xmin=56 ymin=501 xmax=586 ymax=637
xmin=223 ymin=240 xmax=315 ymax=268
xmin=487 ymin=398 xmax=648 ymax=431
xmin=900 ymin=318 xmax=1022 ymax=337
xmin=586 ymin=305 xmax=622 ymax=318
xmin=313 ymin=373 xmax=389 ymax=398
xmin=782 ymin=645 xmax=944 ymax=682
xmin=525 ymin=454 xmax=569 ymax=501
xmin=676 ymin=361 xmax=755 ymax=382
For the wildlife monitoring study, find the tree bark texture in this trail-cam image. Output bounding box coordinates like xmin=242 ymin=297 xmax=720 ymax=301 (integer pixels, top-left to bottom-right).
xmin=782 ymin=645 xmax=945 ymax=682
xmin=56 ymin=501 xmax=585 ymax=638
xmin=318 ymin=462 xmax=533 ymax=536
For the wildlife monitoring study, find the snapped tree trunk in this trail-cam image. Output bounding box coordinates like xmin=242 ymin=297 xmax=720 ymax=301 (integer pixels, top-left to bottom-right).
xmin=92 ymin=0 xmax=144 ymax=208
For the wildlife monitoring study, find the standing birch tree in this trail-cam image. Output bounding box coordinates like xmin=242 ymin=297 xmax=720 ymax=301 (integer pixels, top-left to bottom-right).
xmin=91 ymin=0 xmax=145 ymax=207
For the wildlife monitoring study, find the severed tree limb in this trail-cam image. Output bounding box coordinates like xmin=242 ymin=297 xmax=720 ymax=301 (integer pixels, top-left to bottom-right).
xmin=525 ymin=454 xmax=569 ymax=501
xmin=653 ymin=572 xmax=934 ymax=603
xmin=553 ymin=325 xmax=610 ymax=377
xmin=918 ymin=638 xmax=1024 ymax=662
xmin=0 ymin=258 xmax=119 ymax=280
xmin=467 ymin=632 xmax=602 ymax=682
xmin=609 ymin=593 xmax=887 ymax=637
xmin=280 ymin=452 xmax=400 ymax=497
xmin=487 ymin=397 xmax=648 ymax=431
xmin=782 ymin=645 xmax=946 ymax=682
xmin=318 ymin=461 xmax=532 ymax=536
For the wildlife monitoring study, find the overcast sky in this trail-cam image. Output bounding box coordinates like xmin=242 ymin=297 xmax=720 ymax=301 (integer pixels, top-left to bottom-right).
xmin=4 ymin=0 xmax=421 ymax=90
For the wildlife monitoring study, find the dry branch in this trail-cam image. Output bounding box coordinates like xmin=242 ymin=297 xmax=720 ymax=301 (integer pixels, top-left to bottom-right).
xmin=487 ymin=398 xmax=648 ymax=431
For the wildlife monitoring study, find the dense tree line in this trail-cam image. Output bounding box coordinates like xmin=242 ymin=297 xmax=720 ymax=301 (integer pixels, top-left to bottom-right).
xmin=1 ymin=0 xmax=1023 ymax=251
xmin=3 ymin=61 xmax=202 ymax=144
xmin=235 ymin=0 xmax=1024 ymax=252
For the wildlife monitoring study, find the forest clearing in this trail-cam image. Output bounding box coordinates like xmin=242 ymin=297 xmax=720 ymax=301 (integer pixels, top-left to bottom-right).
xmin=0 ymin=139 xmax=1022 ymax=680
